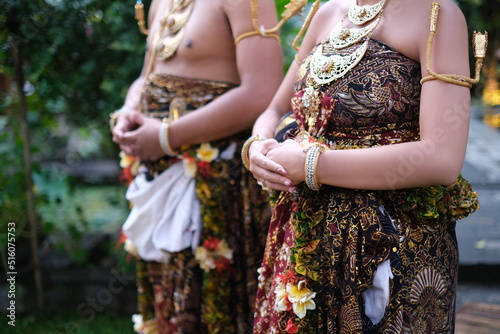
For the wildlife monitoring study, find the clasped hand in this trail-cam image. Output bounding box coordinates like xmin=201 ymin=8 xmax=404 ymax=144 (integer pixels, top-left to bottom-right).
xmin=248 ymin=139 xmax=306 ymax=192
xmin=112 ymin=111 xmax=165 ymax=161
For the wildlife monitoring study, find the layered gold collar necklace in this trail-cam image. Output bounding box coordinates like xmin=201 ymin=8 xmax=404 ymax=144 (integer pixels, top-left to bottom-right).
xmin=310 ymin=0 xmax=387 ymax=85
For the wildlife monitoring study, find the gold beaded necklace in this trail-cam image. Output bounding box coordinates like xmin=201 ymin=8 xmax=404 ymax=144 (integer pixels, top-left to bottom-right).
xmin=309 ymin=0 xmax=386 ymax=85
xmin=134 ymin=0 xmax=194 ymax=60
xmin=153 ymin=0 xmax=194 ymax=60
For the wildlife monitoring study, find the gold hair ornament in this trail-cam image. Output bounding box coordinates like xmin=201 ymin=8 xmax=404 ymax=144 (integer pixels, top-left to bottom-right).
xmin=234 ymin=0 xmax=312 ymax=45
xmin=135 ymin=0 xmax=149 ymax=35
xmin=420 ymin=2 xmax=488 ymax=88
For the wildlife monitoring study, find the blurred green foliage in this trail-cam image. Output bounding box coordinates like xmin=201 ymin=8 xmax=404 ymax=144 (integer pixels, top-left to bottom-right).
xmin=1 ymin=0 xmax=146 ymax=123
xmin=0 ymin=311 xmax=135 ymax=334
xmin=0 ymin=0 xmax=146 ymax=269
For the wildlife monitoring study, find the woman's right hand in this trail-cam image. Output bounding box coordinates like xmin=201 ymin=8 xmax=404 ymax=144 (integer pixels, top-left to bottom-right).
xmin=248 ymin=139 xmax=295 ymax=192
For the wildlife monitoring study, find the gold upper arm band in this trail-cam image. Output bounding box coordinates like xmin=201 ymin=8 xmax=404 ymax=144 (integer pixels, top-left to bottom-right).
xmin=420 ymin=1 xmax=488 ymax=88
xmin=234 ymin=0 xmax=315 ymax=46
xmin=292 ymin=0 xmax=322 ymax=65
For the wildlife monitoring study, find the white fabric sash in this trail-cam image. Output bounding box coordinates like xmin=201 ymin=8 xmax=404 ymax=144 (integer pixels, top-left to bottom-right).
xmin=122 ymin=161 xmax=201 ymax=263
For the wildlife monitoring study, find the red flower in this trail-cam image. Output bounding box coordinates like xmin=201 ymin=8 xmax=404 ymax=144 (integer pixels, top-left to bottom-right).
xmin=214 ymin=257 xmax=231 ymax=273
xmin=115 ymin=231 xmax=127 ymax=251
xmin=203 ymin=236 xmax=219 ymax=251
xmin=197 ymin=161 xmax=211 ymax=178
xmin=277 ymin=269 xmax=300 ymax=286
xmin=119 ymin=166 xmax=134 ymax=185
xmin=286 ymin=318 xmax=299 ymax=333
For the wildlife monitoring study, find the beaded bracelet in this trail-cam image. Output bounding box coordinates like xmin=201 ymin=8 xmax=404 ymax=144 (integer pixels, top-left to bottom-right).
xmin=241 ymin=135 xmax=266 ymax=170
xmin=159 ymin=119 xmax=179 ymax=157
xmin=304 ymin=145 xmax=325 ymax=191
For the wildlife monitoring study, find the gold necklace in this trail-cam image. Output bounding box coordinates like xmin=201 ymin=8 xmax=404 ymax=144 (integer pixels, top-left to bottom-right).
xmin=329 ymin=16 xmax=380 ymax=49
xmin=309 ymin=0 xmax=386 ymax=85
xmin=348 ymin=0 xmax=386 ymax=25
xmin=153 ymin=0 xmax=194 ymax=60
xmin=309 ymin=41 xmax=369 ymax=85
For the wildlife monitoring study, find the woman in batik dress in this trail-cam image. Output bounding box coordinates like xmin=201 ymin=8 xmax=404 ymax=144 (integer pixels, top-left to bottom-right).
xmin=244 ymin=0 xmax=481 ymax=332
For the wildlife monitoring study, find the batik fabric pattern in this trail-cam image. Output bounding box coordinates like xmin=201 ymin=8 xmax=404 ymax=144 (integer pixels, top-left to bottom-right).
xmin=130 ymin=74 xmax=270 ymax=334
xmin=253 ymin=39 xmax=479 ymax=333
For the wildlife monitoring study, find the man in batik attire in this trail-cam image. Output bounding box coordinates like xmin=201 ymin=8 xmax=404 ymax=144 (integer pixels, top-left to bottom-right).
xmin=111 ymin=0 xmax=283 ymax=332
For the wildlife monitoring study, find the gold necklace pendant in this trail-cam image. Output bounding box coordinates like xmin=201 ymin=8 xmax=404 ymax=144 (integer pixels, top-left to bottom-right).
xmin=154 ymin=0 xmax=194 ymax=61
xmin=310 ymin=41 xmax=369 ymax=85
xmin=163 ymin=6 xmax=193 ymax=34
xmin=329 ymin=16 xmax=380 ymax=49
xmin=156 ymin=33 xmax=185 ymax=60
xmin=348 ymin=0 xmax=386 ymax=25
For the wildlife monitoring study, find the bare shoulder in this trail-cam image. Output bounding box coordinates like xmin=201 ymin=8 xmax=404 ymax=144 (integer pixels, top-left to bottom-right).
xmin=414 ymin=0 xmax=469 ymax=74
xmin=366 ymin=0 xmax=468 ymax=63
xmin=308 ymin=0 xmax=348 ymax=34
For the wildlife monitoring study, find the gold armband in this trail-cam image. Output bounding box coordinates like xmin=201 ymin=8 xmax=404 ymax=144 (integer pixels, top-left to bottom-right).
xmin=420 ymin=2 xmax=488 ymax=88
xmin=234 ymin=0 xmax=314 ymax=46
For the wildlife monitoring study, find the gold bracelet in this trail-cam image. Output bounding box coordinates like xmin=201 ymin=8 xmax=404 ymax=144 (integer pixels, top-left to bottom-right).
xmin=241 ymin=135 xmax=266 ymax=170
xmin=304 ymin=145 xmax=325 ymax=191
xmin=109 ymin=111 xmax=123 ymax=131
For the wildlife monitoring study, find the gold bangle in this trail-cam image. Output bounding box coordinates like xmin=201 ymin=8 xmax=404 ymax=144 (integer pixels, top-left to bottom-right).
xmin=109 ymin=111 xmax=123 ymax=131
xmin=304 ymin=145 xmax=325 ymax=191
xmin=159 ymin=119 xmax=180 ymax=157
xmin=241 ymin=135 xmax=266 ymax=170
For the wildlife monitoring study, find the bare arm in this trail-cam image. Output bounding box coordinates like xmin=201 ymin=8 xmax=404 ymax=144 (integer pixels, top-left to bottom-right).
xmin=167 ymin=0 xmax=283 ymax=148
xmin=111 ymin=0 xmax=160 ymax=144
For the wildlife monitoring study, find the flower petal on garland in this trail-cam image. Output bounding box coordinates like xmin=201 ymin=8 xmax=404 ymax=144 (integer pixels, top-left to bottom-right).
xmin=286 ymin=280 xmax=316 ymax=319
xmin=196 ymin=143 xmax=219 ymax=162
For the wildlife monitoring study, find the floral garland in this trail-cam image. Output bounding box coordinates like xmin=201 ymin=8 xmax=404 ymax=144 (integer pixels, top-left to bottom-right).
xmin=387 ymin=174 xmax=480 ymax=223
xmin=118 ymin=150 xmax=140 ymax=186
xmin=131 ymin=313 xmax=158 ymax=334
xmin=192 ymin=144 xmax=235 ymax=333
xmin=271 ymin=181 xmax=325 ymax=333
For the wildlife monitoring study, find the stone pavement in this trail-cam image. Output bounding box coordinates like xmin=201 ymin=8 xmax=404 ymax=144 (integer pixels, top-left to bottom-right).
xmin=458 ymin=108 xmax=500 ymax=266
xmin=456 ymin=108 xmax=500 ymax=311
